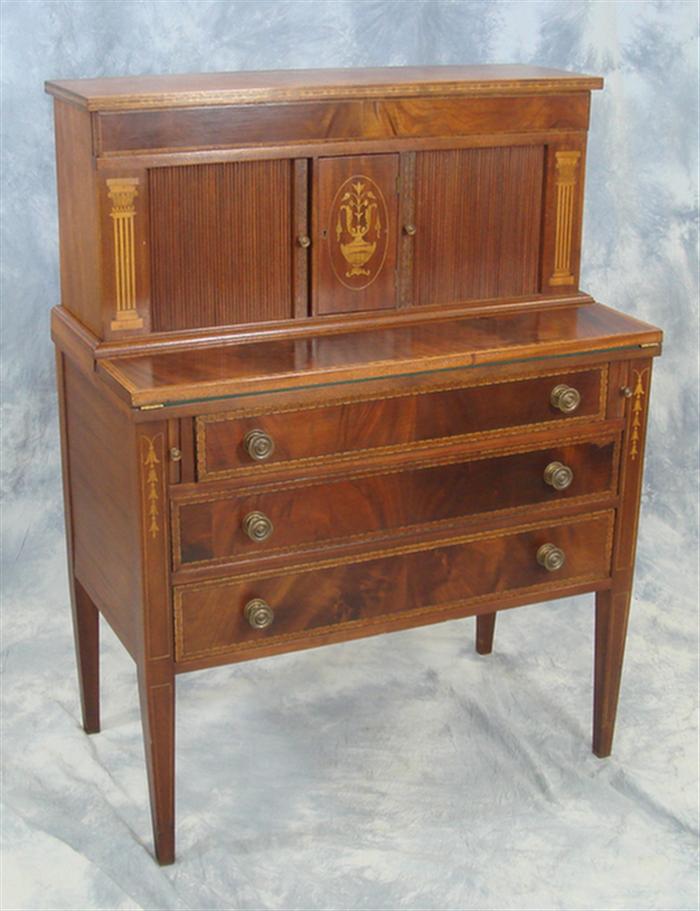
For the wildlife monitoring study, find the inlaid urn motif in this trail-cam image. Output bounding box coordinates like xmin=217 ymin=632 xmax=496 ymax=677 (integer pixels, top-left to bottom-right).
xmin=330 ymin=175 xmax=389 ymax=290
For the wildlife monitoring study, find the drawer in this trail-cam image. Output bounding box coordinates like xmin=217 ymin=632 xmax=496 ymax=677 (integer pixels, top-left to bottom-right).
xmin=195 ymin=366 xmax=607 ymax=480
xmin=174 ymin=510 xmax=614 ymax=663
xmin=173 ymin=435 xmax=618 ymax=569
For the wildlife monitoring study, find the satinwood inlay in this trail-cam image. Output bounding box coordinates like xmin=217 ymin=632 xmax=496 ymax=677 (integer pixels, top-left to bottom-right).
xmin=107 ymin=178 xmax=142 ymax=331
xmin=330 ymin=175 xmax=389 ymax=289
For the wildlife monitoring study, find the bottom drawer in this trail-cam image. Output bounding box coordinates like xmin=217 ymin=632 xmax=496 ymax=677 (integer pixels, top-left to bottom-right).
xmin=174 ymin=510 xmax=614 ymax=663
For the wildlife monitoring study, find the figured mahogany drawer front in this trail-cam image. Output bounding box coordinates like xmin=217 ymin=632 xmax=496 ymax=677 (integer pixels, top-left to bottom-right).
xmin=174 ymin=510 xmax=613 ymax=663
xmin=196 ymin=367 xmax=606 ymax=481
xmin=174 ymin=435 xmax=617 ymax=569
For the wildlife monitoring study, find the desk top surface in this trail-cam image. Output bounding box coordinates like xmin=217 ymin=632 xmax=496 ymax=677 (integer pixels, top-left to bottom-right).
xmin=92 ymin=303 xmax=661 ymax=409
xmin=45 ymin=65 xmax=603 ymax=112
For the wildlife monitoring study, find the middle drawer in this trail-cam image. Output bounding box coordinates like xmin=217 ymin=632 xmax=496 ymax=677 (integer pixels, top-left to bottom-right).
xmin=171 ymin=434 xmax=618 ymax=571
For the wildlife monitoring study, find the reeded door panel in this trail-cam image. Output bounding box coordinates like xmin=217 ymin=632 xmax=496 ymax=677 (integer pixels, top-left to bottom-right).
xmin=149 ymin=160 xmax=295 ymax=330
xmin=412 ymin=145 xmax=545 ymax=306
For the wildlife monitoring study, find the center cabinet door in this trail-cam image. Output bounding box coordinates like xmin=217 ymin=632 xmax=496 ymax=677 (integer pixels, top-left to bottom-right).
xmin=312 ymin=154 xmax=399 ymax=316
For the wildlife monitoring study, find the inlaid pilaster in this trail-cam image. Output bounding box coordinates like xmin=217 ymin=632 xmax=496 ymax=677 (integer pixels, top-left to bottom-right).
xmin=549 ymin=151 xmax=581 ymax=286
xmin=107 ymin=177 xmax=143 ymax=331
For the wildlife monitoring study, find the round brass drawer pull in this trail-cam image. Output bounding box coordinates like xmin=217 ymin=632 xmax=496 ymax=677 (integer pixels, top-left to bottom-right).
xmin=243 ymin=429 xmax=275 ymax=462
xmin=242 ymin=510 xmax=274 ymax=543
xmin=543 ymin=461 xmax=574 ymax=491
xmin=244 ymin=598 xmax=274 ymax=630
xmin=537 ymin=543 xmax=566 ymax=572
xmin=297 ymin=235 xmax=311 ymax=248
xmin=169 ymin=447 xmax=182 ymax=462
xmin=550 ymin=384 xmax=582 ymax=414
xmin=404 ymin=223 xmax=417 ymax=236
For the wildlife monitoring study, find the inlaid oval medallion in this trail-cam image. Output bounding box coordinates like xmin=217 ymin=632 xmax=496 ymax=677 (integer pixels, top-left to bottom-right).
xmin=328 ymin=174 xmax=389 ymax=291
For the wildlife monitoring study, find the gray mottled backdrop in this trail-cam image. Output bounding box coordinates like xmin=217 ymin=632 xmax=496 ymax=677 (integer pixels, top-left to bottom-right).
xmin=1 ymin=2 xmax=698 ymax=909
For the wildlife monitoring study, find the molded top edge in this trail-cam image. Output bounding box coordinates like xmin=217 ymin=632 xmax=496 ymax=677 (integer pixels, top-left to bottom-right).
xmin=45 ymin=65 xmax=604 ymax=112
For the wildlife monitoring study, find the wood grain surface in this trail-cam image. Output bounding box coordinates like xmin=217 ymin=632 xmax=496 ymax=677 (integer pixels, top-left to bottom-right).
xmin=413 ymin=146 xmax=544 ymax=304
xmin=45 ymin=64 xmax=603 ymax=112
xmin=312 ymin=154 xmax=399 ymax=315
xmin=196 ymin=367 xmax=606 ymax=479
xmin=95 ymin=94 xmax=590 ymax=155
xmin=174 ymin=510 xmax=614 ymax=663
xmin=96 ymin=303 xmax=661 ymax=407
xmin=53 ymin=101 xmax=102 ymax=335
xmin=149 ymin=161 xmax=293 ymax=330
xmin=174 ymin=436 xmax=618 ymax=569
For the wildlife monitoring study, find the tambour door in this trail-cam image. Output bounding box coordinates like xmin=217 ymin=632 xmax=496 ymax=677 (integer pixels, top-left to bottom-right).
xmin=148 ymin=159 xmax=305 ymax=331
xmin=312 ymin=154 xmax=400 ymax=316
xmin=410 ymin=146 xmax=545 ymax=307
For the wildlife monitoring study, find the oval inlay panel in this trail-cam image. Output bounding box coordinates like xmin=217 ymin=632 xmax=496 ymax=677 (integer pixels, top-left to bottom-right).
xmin=328 ymin=174 xmax=389 ymax=291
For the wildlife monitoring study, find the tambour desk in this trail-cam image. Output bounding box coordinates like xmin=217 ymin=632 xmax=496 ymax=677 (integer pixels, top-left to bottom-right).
xmin=46 ymin=66 xmax=662 ymax=864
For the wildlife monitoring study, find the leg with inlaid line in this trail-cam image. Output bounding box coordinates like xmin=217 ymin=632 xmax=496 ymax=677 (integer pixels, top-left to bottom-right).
xmin=71 ymin=578 xmax=100 ymax=734
xmin=593 ymin=587 xmax=632 ymax=758
xmin=138 ymin=658 xmax=175 ymax=865
xmin=476 ymin=612 xmax=497 ymax=655
xmin=592 ymin=357 xmax=654 ymax=757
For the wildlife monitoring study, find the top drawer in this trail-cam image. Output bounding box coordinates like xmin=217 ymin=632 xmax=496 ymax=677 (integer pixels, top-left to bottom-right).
xmin=196 ymin=366 xmax=607 ymax=481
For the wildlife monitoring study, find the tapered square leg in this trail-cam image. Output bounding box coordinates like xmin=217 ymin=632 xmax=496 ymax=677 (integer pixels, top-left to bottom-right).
xmin=593 ymin=588 xmax=632 ymax=758
xmin=476 ymin=612 xmax=497 ymax=655
xmin=138 ymin=662 xmax=175 ymax=865
xmin=71 ymin=578 xmax=100 ymax=734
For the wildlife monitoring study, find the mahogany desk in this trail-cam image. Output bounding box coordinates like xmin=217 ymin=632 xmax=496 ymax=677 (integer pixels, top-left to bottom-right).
xmin=46 ymin=65 xmax=662 ymax=863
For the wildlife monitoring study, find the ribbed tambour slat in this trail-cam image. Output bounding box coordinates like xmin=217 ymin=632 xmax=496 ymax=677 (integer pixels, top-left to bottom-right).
xmin=150 ymin=161 xmax=293 ymax=331
xmin=413 ymin=146 xmax=544 ymax=306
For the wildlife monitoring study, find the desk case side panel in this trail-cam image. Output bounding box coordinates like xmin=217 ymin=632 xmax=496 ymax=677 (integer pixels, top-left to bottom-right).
xmin=62 ymin=357 xmax=143 ymax=655
xmin=53 ymin=101 xmax=103 ymax=336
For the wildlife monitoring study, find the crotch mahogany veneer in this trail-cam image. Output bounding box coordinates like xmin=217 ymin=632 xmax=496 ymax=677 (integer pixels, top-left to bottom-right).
xmin=46 ymin=66 xmax=662 ymax=864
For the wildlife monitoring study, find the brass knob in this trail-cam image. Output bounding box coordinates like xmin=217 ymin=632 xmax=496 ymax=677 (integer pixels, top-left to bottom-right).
xmin=297 ymin=235 xmax=311 ymax=248
xmin=242 ymin=511 xmax=274 ymax=543
xmin=244 ymin=598 xmax=274 ymax=630
xmin=404 ymin=224 xmax=417 ymax=236
xmin=550 ymin=384 xmax=581 ymax=414
xmin=543 ymin=461 xmax=574 ymax=491
xmin=169 ymin=447 xmax=182 ymax=462
xmin=537 ymin=543 xmax=566 ymax=572
xmin=243 ymin=429 xmax=275 ymax=462
xmin=620 ymin=385 xmax=633 ymax=398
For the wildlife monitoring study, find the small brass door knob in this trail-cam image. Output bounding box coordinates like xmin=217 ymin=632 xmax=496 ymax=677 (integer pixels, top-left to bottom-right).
xmin=244 ymin=598 xmax=274 ymax=629
xmin=242 ymin=511 xmax=274 ymax=543
xmin=620 ymin=385 xmax=633 ymax=398
xmin=550 ymin=384 xmax=582 ymax=414
xmin=543 ymin=461 xmax=574 ymax=491
xmin=404 ymin=224 xmax=417 ymax=236
xmin=169 ymin=447 xmax=182 ymax=462
xmin=297 ymin=235 xmax=311 ymax=248
xmin=243 ymin=429 xmax=275 ymax=461
xmin=537 ymin=543 xmax=566 ymax=572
